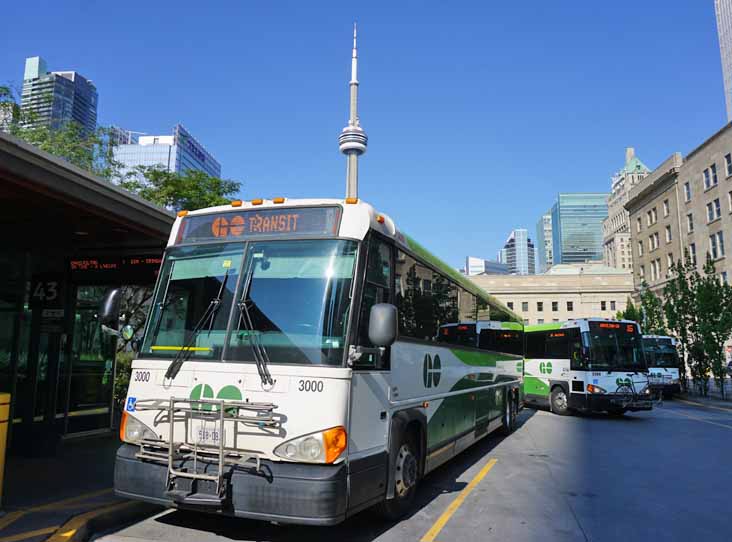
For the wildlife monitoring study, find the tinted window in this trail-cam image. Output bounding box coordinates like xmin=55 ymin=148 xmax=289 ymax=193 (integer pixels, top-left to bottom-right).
xmin=438 ymin=324 xmax=477 ymax=347
xmin=479 ymin=328 xmax=523 ymax=356
xmin=525 ymin=328 xmax=580 ymax=360
xmin=358 ymin=236 xmax=392 ymax=347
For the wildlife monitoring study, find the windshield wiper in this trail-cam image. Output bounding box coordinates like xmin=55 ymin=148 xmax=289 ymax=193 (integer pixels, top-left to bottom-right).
xmin=235 ymin=256 xmax=274 ymax=387
xmin=164 ymin=270 xmax=230 ymax=380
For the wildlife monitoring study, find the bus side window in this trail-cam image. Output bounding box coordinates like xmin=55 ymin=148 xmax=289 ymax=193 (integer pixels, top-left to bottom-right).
xmin=568 ymin=329 xmax=584 ymax=370
xmin=358 ymin=237 xmax=393 ymax=351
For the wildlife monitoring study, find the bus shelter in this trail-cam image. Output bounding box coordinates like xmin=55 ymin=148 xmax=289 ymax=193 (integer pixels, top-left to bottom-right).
xmin=0 ymin=132 xmax=173 ymax=454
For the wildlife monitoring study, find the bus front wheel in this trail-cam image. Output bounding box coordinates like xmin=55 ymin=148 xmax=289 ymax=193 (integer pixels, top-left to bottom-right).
xmin=377 ymin=432 xmax=419 ymax=520
xmin=550 ymin=386 xmax=570 ymax=416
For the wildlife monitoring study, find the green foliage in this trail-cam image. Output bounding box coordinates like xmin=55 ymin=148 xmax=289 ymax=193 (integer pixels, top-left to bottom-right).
xmin=617 ymin=298 xmax=640 ymax=323
xmin=1 ymin=84 xmax=121 ymax=178
xmin=119 ymin=166 xmax=241 ymax=211
xmin=664 ymin=252 xmax=732 ymax=396
xmin=639 ymin=282 xmax=666 ymax=335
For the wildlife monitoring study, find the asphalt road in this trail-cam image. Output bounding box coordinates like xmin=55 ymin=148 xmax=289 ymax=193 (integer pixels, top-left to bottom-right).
xmin=98 ymin=399 xmax=732 ymax=542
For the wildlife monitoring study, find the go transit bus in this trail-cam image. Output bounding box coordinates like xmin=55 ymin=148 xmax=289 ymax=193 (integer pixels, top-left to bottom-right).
xmin=643 ymin=335 xmax=681 ymax=396
xmin=523 ymin=319 xmax=652 ymax=416
xmin=104 ymin=198 xmax=524 ymax=525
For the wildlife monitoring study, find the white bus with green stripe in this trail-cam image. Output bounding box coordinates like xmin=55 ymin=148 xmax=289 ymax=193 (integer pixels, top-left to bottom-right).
xmin=106 ymin=198 xmax=523 ymax=526
xmin=523 ymin=319 xmax=653 ymax=416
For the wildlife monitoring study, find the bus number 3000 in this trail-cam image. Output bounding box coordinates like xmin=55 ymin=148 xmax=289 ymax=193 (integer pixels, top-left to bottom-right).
xmin=134 ymin=371 xmax=151 ymax=382
xmin=298 ymin=380 xmax=324 ymax=392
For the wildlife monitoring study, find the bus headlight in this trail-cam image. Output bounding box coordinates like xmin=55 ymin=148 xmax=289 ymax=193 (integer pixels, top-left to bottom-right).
xmin=587 ymin=384 xmax=606 ymax=394
xmin=640 ymin=385 xmax=651 ymax=395
xmin=120 ymin=412 xmax=157 ymax=443
xmin=274 ymin=426 xmax=347 ymax=464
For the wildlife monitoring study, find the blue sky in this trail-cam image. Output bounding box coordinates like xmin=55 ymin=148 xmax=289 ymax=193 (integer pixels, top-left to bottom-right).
xmin=1 ymin=1 xmax=725 ymax=268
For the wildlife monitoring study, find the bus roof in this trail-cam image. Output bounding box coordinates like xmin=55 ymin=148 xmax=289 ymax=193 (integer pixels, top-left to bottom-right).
xmin=525 ymin=318 xmax=639 ymax=332
xmin=171 ymin=198 xmax=522 ymax=325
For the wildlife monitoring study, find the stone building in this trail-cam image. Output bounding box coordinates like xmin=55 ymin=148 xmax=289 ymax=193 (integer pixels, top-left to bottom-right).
xmin=626 ymin=123 xmax=732 ymax=295
xmin=602 ymin=148 xmax=650 ymax=270
xmin=469 ymin=263 xmax=633 ymax=326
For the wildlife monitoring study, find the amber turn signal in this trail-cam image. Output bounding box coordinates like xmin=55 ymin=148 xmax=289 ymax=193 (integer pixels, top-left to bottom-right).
xmin=322 ymin=426 xmax=347 ymax=463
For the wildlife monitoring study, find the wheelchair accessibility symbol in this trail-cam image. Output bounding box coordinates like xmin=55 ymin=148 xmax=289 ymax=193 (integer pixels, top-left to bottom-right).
xmin=126 ymin=397 xmax=137 ymax=412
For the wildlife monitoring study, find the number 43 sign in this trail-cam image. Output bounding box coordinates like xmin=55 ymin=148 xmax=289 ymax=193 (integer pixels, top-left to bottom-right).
xmin=30 ymin=275 xmax=64 ymax=308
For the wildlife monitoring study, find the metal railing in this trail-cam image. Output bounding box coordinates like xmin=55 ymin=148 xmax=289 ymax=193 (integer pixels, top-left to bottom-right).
xmin=133 ymin=397 xmax=279 ymax=500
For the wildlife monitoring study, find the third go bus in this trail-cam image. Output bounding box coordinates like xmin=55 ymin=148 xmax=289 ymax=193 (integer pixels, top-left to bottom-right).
xmin=522 ymin=319 xmax=653 ymax=416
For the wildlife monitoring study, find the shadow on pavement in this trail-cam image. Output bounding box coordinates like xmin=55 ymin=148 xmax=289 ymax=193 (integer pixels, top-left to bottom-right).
xmin=148 ymin=409 xmax=536 ymax=542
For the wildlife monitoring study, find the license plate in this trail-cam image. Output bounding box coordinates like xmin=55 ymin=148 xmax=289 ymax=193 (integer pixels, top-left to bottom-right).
xmin=190 ymin=420 xmax=223 ymax=447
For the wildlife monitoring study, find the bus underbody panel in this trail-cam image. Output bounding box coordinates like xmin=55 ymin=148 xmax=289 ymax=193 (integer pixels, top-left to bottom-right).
xmin=114 ymin=443 xmax=349 ymax=525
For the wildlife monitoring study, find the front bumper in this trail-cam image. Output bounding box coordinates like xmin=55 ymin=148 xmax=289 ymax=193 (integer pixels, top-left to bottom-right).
xmin=571 ymin=393 xmax=653 ymax=412
xmin=114 ymin=443 xmax=348 ymax=525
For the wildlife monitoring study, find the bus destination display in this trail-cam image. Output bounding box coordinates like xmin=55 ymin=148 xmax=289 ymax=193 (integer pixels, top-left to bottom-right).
xmin=177 ymin=206 xmax=342 ymax=243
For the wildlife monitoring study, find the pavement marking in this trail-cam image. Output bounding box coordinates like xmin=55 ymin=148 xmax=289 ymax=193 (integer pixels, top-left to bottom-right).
xmin=420 ymin=458 xmax=497 ymax=542
xmin=29 ymin=488 xmax=113 ymax=513
xmin=675 ymin=398 xmax=732 ymax=413
xmin=664 ymin=406 xmax=732 ymax=430
xmin=0 ymin=512 xmax=26 ymax=532
xmin=0 ymin=526 xmax=59 ymax=542
xmin=47 ymin=501 xmax=136 ymax=542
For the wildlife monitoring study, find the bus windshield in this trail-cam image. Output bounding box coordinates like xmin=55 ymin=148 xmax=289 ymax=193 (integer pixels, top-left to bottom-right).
xmin=643 ymin=338 xmax=679 ymax=368
xmin=227 ymin=239 xmax=357 ymax=365
xmin=141 ymin=239 xmax=357 ymax=366
xmin=585 ymin=322 xmax=645 ymax=371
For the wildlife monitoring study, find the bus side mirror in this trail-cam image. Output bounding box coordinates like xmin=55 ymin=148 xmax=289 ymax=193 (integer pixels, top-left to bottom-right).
xmin=99 ymin=289 xmax=123 ymax=331
xmin=369 ymin=303 xmax=398 ymax=347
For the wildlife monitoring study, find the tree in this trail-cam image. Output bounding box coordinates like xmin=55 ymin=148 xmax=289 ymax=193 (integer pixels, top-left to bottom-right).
xmin=118 ymin=166 xmax=240 ymax=211
xmin=695 ymin=256 xmax=732 ymax=399
xmin=664 ymin=254 xmax=698 ymax=393
xmin=639 ymin=281 xmax=666 ymax=335
xmin=616 ymin=298 xmax=640 ymax=322
xmin=2 ymin=84 xmax=123 ymax=178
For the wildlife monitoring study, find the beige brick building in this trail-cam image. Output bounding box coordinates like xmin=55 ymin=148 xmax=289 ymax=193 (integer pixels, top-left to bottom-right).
xmin=469 ymin=263 xmax=633 ymax=326
xmin=626 ymin=123 xmax=732 ymax=295
xmin=602 ymin=148 xmax=650 ymax=270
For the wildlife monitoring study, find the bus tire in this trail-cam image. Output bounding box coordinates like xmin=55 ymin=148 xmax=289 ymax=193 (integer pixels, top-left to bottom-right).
xmin=550 ymin=386 xmax=570 ymax=416
xmin=377 ymin=431 xmax=419 ymax=521
xmin=608 ymin=408 xmax=626 ymax=417
xmin=501 ymin=391 xmax=516 ymax=435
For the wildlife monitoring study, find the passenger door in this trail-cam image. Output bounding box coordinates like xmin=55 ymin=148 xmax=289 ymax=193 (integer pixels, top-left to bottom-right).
xmin=348 ymin=235 xmax=392 ymax=460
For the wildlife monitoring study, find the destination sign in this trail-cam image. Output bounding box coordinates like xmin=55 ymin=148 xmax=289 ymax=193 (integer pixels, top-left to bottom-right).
xmin=177 ymin=206 xmax=342 ymax=243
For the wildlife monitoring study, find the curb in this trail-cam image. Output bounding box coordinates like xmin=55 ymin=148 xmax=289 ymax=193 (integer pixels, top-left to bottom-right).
xmin=47 ymin=501 xmax=162 ymax=542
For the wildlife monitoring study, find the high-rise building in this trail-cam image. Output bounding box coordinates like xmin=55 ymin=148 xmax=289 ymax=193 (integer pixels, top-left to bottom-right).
xmin=602 ymin=148 xmax=650 ymax=270
xmin=113 ymin=124 xmax=222 ymax=178
xmin=535 ymin=211 xmax=553 ymax=273
xmin=551 ymin=193 xmax=608 ymax=265
xmin=463 ymin=256 xmax=509 ymax=276
xmin=716 ymin=0 xmax=732 ymax=121
xmin=20 ymin=56 xmax=98 ymax=133
xmin=498 ymin=229 xmax=536 ymax=275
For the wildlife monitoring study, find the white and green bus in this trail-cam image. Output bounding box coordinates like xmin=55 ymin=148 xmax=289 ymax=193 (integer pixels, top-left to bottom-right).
xmin=522 ymin=319 xmax=652 ymax=416
xmin=642 ymin=335 xmax=681 ymax=396
xmin=104 ymin=198 xmax=523 ymax=525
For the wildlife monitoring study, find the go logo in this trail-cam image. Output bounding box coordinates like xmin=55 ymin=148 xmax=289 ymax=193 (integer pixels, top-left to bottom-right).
xmin=616 ymin=377 xmax=632 ymax=387
xmin=189 ymin=383 xmax=243 ymax=412
xmin=423 ymin=354 xmax=442 ymax=388
xmin=539 ymin=361 xmax=553 ymax=374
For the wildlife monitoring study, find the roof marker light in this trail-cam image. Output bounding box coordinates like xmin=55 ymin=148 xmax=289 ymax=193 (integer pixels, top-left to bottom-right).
xmin=251 ymin=198 xmax=263 ymax=206
xmin=231 ymin=200 xmax=243 ymax=207
xmin=177 ymin=210 xmax=189 ymax=217
xmin=345 ymin=197 xmax=358 ymax=204
xmin=273 ymin=197 xmax=285 ymax=204
xmin=376 ymin=215 xmax=385 ymax=224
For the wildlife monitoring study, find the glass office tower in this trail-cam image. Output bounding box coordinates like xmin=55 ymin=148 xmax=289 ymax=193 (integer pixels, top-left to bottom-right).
xmin=551 ymin=193 xmax=608 ymax=265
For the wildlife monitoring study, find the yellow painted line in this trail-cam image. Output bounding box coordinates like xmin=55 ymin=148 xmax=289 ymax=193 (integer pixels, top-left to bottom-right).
xmin=0 ymin=511 xmax=26 ymax=531
xmin=665 ymin=406 xmax=732 ymax=430
xmin=47 ymin=501 xmax=135 ymax=542
xmin=421 ymin=458 xmax=498 ymax=542
xmin=0 ymin=526 xmax=59 ymax=542
xmin=29 ymin=488 xmax=113 ymax=512
xmin=675 ymin=398 xmax=732 ymax=413
xmin=151 ymin=346 xmax=211 ymax=351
